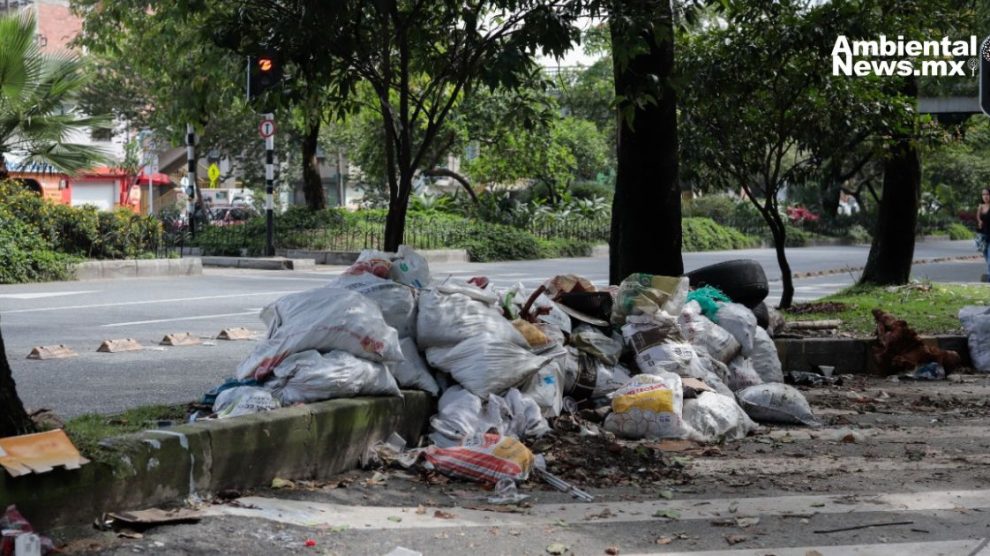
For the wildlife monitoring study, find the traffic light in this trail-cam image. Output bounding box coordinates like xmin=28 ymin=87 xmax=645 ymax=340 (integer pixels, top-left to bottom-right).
xmin=981 ymin=36 xmax=990 ymax=116
xmin=248 ymin=53 xmax=283 ymax=100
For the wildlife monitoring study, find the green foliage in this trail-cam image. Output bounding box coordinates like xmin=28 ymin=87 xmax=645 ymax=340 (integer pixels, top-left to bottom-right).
xmin=0 ymin=13 xmax=108 ymax=173
xmin=681 ymin=218 xmax=759 ymax=252
xmin=946 ymin=222 xmax=973 ymax=241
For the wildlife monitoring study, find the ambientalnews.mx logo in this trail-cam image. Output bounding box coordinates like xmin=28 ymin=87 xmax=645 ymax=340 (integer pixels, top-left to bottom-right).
xmin=833 ymin=35 xmax=981 ymax=77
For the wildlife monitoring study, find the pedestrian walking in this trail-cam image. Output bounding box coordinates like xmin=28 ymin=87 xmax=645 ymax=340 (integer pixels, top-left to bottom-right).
xmin=977 ymin=188 xmax=990 ymax=280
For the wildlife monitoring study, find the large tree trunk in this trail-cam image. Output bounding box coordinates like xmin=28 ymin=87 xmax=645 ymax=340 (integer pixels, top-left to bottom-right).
xmin=0 ymin=320 xmax=34 ymax=438
xmin=384 ymin=171 xmax=412 ymax=252
xmin=859 ymin=80 xmax=919 ymax=286
xmin=608 ymin=0 xmax=682 ymax=284
xmin=301 ymin=117 xmax=327 ymax=211
xmin=768 ymin=216 xmax=795 ymax=309
xmin=858 ymin=137 xmax=920 ymax=285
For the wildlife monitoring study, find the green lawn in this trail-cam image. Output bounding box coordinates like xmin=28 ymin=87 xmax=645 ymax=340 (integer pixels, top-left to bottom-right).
xmin=64 ymin=404 xmax=188 ymax=460
xmin=784 ymin=282 xmax=990 ymax=336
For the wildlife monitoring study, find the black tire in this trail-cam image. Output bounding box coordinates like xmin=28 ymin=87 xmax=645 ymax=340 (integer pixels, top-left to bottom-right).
xmin=686 ymin=259 xmax=769 ymax=308
xmin=751 ymin=301 xmax=769 ymax=329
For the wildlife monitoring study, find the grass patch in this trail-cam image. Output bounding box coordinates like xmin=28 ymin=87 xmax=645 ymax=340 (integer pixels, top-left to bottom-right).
xmin=64 ymin=404 xmax=188 ymax=460
xmin=785 ymin=282 xmax=990 ymax=336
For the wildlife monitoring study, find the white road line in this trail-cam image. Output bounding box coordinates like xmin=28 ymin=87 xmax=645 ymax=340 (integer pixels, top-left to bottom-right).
xmin=626 ymin=539 xmax=986 ymax=556
xmin=101 ymin=311 xmax=260 ymax=327
xmin=1 ymin=291 xmax=300 ymax=314
xmin=208 ymin=488 xmax=990 ymax=531
xmin=0 ymin=290 xmax=99 ymax=300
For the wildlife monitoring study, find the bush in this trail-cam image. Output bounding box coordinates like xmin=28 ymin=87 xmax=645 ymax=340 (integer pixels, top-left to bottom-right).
xmin=682 ymin=217 xmax=759 ymax=252
xmin=947 ymin=222 xmax=973 ymax=240
xmin=538 ymin=238 xmax=594 ymax=259
xmin=0 ymin=203 xmax=75 ymax=283
xmin=455 ymin=223 xmax=544 ymax=262
xmin=683 ymin=195 xmax=739 ymax=221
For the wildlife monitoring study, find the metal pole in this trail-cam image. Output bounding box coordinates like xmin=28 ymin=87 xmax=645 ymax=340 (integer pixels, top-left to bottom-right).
xmin=148 ymin=170 xmax=153 ymax=215
xmin=186 ymin=123 xmax=197 ymax=239
xmin=265 ymin=112 xmax=275 ymax=257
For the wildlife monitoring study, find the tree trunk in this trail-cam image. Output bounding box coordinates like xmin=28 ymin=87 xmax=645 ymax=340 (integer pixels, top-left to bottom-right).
xmin=768 ymin=216 xmax=795 ymax=309
xmin=858 ymin=136 xmax=920 ymax=285
xmin=424 ymin=167 xmax=478 ymax=204
xmin=608 ymin=0 xmax=682 ymax=285
xmin=859 ymin=78 xmax=919 ymax=286
xmin=301 ymin=117 xmax=327 ymax=211
xmin=384 ymin=171 xmax=412 ymax=252
xmin=0 ymin=319 xmax=34 ymax=438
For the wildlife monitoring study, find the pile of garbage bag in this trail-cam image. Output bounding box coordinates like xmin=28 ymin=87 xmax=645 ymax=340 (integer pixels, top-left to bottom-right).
xmin=202 ymin=246 xmax=822 ymax=489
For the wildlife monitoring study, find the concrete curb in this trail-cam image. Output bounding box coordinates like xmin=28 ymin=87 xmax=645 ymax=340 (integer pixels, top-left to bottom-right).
xmin=277 ymin=248 xmax=470 ymax=265
xmin=775 ymin=335 xmax=970 ymax=375
xmin=200 ymin=256 xmax=317 ymax=271
xmin=0 ymin=393 xmax=433 ymax=530
xmin=72 ymin=258 xmax=202 ymax=280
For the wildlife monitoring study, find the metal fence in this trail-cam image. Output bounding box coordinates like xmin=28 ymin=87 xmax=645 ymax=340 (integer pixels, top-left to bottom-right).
xmin=191 ymin=213 xmax=610 ymax=256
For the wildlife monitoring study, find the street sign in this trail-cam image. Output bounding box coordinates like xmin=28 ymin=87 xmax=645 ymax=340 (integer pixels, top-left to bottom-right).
xmin=208 ymin=163 xmax=220 ymax=183
xmin=259 ymin=118 xmax=276 ymax=138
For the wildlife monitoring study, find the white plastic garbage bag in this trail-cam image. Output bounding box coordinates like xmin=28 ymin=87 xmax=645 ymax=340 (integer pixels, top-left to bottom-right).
xmin=417 ymin=287 xmax=527 ymax=349
xmin=426 ymin=335 xmax=549 ymax=397
xmin=682 ymin=392 xmax=757 ymax=442
xmin=349 ymin=249 xmax=393 ymax=277
xmin=678 ymin=301 xmax=741 ymax=364
xmin=570 ymin=325 xmax=623 ymax=366
xmin=239 ymin=287 xmax=403 ymax=381
xmin=390 ymin=245 xmax=431 ymax=288
xmin=592 ymin=360 xmax=633 ymax=398
xmin=520 ymin=361 xmax=564 ymax=417
xmin=213 ymin=386 xmax=280 ymax=418
xmin=735 ymin=383 xmax=820 ymax=427
xmin=750 ymin=327 xmax=784 ymax=383
xmin=332 ymin=273 xmax=418 ymax=339
xmin=623 ymin=315 xmax=707 ymax=378
xmin=716 ymin=302 xmax=758 ymax=357
xmin=727 ymin=355 xmax=764 ymax=391
xmin=959 ymin=306 xmax=990 ymax=372
xmin=493 ymin=388 xmax=552 ymax=439
xmin=603 ymin=372 xmax=685 ymax=439
xmin=388 ymin=338 xmax=440 ymax=396
xmin=612 ymin=274 xmax=690 ymax=325
xmin=429 ymin=386 xmax=503 ymax=448
xmin=266 ymin=349 xmax=401 ymax=405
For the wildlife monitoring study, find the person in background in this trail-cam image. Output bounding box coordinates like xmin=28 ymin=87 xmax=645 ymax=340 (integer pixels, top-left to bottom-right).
xmin=977 ymin=188 xmax=990 ymax=280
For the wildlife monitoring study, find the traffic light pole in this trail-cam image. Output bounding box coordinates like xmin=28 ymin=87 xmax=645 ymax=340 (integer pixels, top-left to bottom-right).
xmin=265 ymin=113 xmax=275 ymax=257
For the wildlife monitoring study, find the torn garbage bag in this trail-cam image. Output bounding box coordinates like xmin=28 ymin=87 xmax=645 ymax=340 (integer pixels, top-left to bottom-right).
xmin=239 ymin=287 xmax=402 ymax=381
xmin=417 ymin=287 xmax=527 ymax=349
xmin=426 ymin=335 xmax=549 ymax=398
xmin=735 ymin=383 xmax=820 ymax=427
xmin=266 ymin=350 xmax=401 ymax=405
xmin=388 ymin=338 xmax=439 ymax=396
xmin=623 ymin=315 xmax=706 ymax=378
xmin=429 ymin=386 xmax=504 ymax=448
xmin=603 ymin=372 xmax=685 ymax=439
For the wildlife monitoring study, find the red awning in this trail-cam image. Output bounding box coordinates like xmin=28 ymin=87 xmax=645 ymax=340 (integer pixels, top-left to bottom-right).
xmin=134 ymin=171 xmax=173 ymax=186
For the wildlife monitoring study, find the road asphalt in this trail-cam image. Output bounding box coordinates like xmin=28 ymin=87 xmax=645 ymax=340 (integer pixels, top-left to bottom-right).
xmin=0 ymin=240 xmax=984 ymax=418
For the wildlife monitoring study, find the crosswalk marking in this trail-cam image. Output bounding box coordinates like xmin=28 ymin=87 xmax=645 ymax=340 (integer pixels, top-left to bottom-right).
xmin=626 ymin=539 xmax=988 ymax=556
xmin=0 ymin=290 xmax=98 ymax=300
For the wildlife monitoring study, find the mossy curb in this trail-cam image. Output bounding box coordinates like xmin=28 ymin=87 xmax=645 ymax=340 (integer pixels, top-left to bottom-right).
xmin=1 ymin=393 xmax=433 ymax=530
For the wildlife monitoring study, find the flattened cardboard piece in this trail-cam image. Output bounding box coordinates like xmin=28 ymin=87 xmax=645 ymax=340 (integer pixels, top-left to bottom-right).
xmin=0 ymin=429 xmax=89 ymax=477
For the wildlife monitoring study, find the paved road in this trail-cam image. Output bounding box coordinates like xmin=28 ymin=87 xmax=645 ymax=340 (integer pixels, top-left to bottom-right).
xmin=1 ymin=240 xmax=984 ymax=418
xmin=65 ymin=375 xmax=990 ymax=555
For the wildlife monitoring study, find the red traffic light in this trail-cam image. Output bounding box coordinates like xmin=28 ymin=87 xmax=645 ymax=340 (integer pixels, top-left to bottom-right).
xmin=258 ymin=57 xmax=273 ymax=72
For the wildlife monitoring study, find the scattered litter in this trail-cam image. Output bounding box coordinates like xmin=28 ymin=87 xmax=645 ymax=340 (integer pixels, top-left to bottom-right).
xmin=304 ymin=539 xmax=317 ymax=547
xmin=384 ymin=547 xmax=422 ymax=556
xmin=0 ymin=429 xmax=89 ymax=477
xmin=0 ymin=505 xmax=54 ymax=555
xmin=104 ymin=508 xmax=202 ymax=530
xmin=786 ymin=371 xmax=838 ymax=387
xmin=422 ymin=433 xmax=534 ymax=484
xmin=900 ymin=362 xmax=946 ymax=381
xmin=487 ymin=478 xmax=530 ymax=504
xmin=813 ymin=520 xmax=913 ymax=534
xmin=213 ymin=386 xmax=280 ymax=418
xmin=271 ymin=477 xmax=295 ymax=489
xmin=873 ymin=309 xmax=960 ymax=375
xmin=534 ymin=467 xmax=594 ymax=502
xmin=546 ymin=543 xmax=569 ymax=555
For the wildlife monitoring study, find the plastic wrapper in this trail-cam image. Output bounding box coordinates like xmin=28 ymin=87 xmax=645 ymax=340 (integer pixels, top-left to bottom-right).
xmin=421 ymin=433 xmax=535 ymax=484
xmin=266 ymin=350 xmax=401 ymax=405
xmin=623 ymin=315 xmax=706 ymax=378
xmin=569 ymin=325 xmax=623 ymax=366
xmin=603 ymin=373 xmax=685 ymax=439
xmin=612 ymin=274 xmax=689 ymax=325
